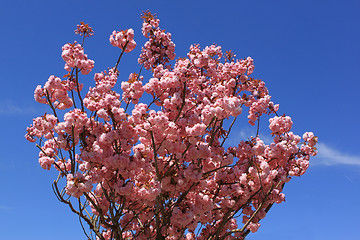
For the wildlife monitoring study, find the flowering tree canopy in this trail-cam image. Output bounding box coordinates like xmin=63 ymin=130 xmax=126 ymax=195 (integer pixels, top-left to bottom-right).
xmin=26 ymin=11 xmax=317 ymax=240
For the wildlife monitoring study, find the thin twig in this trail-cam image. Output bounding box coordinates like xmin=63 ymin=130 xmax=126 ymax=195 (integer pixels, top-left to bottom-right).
xmin=75 ymin=68 xmax=85 ymax=111
xmin=78 ymin=198 xmax=92 ymax=239
xmin=115 ymin=41 xmax=129 ymax=70
xmin=220 ymin=116 xmax=238 ymax=147
xmin=174 ymin=82 xmax=186 ymax=122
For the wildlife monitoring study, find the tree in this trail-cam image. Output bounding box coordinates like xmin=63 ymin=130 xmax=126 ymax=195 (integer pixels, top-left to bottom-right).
xmin=26 ymin=11 xmax=317 ymax=240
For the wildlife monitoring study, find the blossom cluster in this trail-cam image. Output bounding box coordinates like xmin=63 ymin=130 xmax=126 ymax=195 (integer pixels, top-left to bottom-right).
xmin=66 ymin=172 xmax=93 ymax=198
xmin=138 ymin=10 xmax=176 ymax=70
xmin=75 ymin=21 xmax=94 ymax=38
xmin=61 ymin=42 xmax=94 ymax=74
xmin=109 ymin=28 xmax=137 ymax=53
xmin=83 ymin=68 xmax=121 ymax=112
xmin=26 ymin=13 xmax=317 ymax=240
xmin=34 ymin=75 xmax=74 ymax=110
xmin=121 ymin=73 xmax=145 ymax=104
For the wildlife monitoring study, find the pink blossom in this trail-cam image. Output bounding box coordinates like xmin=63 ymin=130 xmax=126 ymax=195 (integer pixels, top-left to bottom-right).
xmin=26 ymin=12 xmax=318 ymax=240
xmin=269 ymin=115 xmax=293 ymax=134
xmin=75 ymin=22 xmax=94 ymax=37
xmin=303 ymin=131 xmax=318 ymax=147
xmin=65 ymin=172 xmax=93 ymax=198
xmin=138 ymin=13 xmax=175 ymax=70
xmin=109 ymin=28 xmax=137 ymax=53
xmin=61 ymin=42 xmax=94 ymax=74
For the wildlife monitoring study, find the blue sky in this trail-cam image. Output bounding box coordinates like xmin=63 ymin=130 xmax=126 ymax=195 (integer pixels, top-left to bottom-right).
xmin=1 ymin=0 xmax=359 ymax=239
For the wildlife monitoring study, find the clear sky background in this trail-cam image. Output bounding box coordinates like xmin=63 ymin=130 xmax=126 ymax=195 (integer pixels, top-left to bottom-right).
xmin=0 ymin=0 xmax=359 ymax=239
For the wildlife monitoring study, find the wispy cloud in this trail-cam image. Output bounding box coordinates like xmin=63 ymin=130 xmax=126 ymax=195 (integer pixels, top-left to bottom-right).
xmin=0 ymin=205 xmax=14 ymax=210
xmin=313 ymin=143 xmax=360 ymax=166
xmin=0 ymin=100 xmax=39 ymax=115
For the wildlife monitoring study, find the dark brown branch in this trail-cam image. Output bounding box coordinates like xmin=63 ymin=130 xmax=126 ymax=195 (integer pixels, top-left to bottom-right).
xmin=75 ymin=68 xmax=85 ymax=112
xmin=220 ymin=116 xmax=238 ymax=147
xmin=52 ymin=181 xmax=105 ymax=240
xmin=115 ymin=41 xmax=129 ymax=70
xmin=174 ymin=82 xmax=187 ymax=122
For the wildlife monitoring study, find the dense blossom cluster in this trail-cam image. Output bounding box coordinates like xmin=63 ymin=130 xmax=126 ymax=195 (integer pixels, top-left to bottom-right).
xmin=26 ymin=12 xmax=317 ymax=240
xmin=62 ymin=42 xmax=95 ymax=74
xmin=138 ymin=10 xmax=176 ymax=70
xmin=33 ymin=75 xmax=74 ymax=110
xmin=110 ymin=29 xmax=137 ymax=53
xmin=66 ymin=172 xmax=93 ymax=198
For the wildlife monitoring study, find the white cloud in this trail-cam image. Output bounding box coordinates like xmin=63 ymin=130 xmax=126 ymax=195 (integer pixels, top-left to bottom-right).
xmin=0 ymin=100 xmax=39 ymax=115
xmin=0 ymin=205 xmax=13 ymax=210
xmin=312 ymin=143 xmax=360 ymax=166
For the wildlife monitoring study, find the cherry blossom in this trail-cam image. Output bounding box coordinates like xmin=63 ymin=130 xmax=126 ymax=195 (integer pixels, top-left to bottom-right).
xmin=26 ymin=11 xmax=317 ymax=240
xmin=62 ymin=42 xmax=94 ymax=74
xmin=75 ymin=21 xmax=94 ymax=38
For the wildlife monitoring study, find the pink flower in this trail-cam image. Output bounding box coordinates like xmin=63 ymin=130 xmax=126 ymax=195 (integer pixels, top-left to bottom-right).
xmin=138 ymin=13 xmax=175 ymax=70
xmin=109 ymin=29 xmax=137 ymax=53
xmin=65 ymin=172 xmax=92 ymax=198
xmin=269 ymin=116 xmax=293 ymax=134
xmin=39 ymin=156 xmax=54 ymax=170
xmin=303 ymin=131 xmax=318 ymax=147
xmin=61 ymin=42 xmax=94 ymax=74
xmin=186 ymin=123 xmax=207 ymax=136
xmin=26 ymin=14 xmax=318 ymax=239
xmin=75 ymin=22 xmax=94 ymax=37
